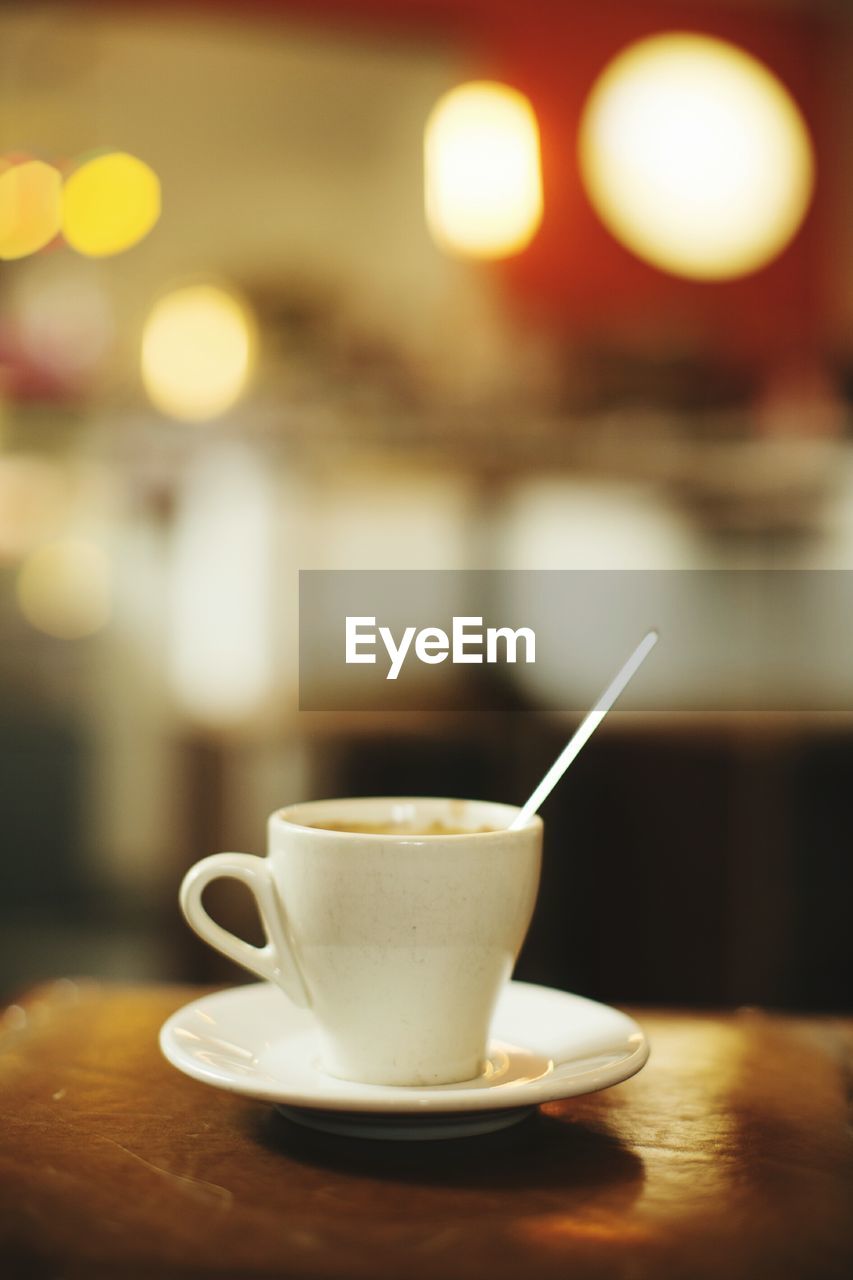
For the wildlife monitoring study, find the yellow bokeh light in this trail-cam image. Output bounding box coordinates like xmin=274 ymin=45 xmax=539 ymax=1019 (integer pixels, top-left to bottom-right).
xmin=579 ymin=33 xmax=815 ymax=280
xmin=62 ymin=151 xmax=161 ymax=258
xmin=141 ymin=285 xmax=255 ymax=422
xmin=17 ymin=538 xmax=111 ymax=639
xmin=425 ymin=80 xmax=543 ymax=259
xmin=0 ymin=160 xmax=62 ymax=260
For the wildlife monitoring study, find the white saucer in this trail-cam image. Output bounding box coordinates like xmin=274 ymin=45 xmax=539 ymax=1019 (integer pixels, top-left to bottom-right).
xmin=159 ymin=980 xmax=648 ymax=1141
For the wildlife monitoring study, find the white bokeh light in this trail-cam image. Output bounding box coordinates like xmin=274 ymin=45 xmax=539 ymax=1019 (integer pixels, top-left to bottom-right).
xmin=579 ymin=33 xmax=815 ymax=280
xmin=141 ymin=285 xmax=255 ymax=422
xmin=425 ymin=81 xmax=543 ymax=259
xmin=168 ymin=445 xmax=277 ymax=727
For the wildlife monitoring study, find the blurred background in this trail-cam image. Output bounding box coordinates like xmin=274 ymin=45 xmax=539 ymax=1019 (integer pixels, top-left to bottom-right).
xmin=1 ymin=0 xmax=851 ymax=1012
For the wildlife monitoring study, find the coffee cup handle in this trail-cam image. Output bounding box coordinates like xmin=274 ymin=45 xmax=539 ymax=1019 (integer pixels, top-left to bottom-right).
xmin=179 ymin=853 xmax=311 ymax=1008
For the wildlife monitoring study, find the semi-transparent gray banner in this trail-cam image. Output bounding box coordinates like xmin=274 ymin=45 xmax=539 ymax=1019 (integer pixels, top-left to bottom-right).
xmin=298 ymin=570 xmax=853 ymax=713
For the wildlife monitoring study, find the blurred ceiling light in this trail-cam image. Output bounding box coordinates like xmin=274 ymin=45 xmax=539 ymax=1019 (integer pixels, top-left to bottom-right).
xmin=62 ymin=151 xmax=161 ymax=257
xmin=0 ymin=455 xmax=67 ymax=561
xmin=424 ymin=81 xmax=543 ymax=259
xmin=0 ymin=159 xmax=62 ymax=260
xmin=141 ymin=285 xmax=255 ymax=421
xmin=16 ymin=537 xmax=111 ymax=639
xmin=578 ymin=33 xmax=814 ymax=280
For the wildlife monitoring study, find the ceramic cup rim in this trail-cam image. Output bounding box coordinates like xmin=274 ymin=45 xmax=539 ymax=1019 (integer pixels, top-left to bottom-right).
xmin=272 ymin=796 xmax=542 ymax=843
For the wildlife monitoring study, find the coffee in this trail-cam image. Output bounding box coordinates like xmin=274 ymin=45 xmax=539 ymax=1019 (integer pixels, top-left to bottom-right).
xmin=307 ymin=819 xmax=496 ymax=836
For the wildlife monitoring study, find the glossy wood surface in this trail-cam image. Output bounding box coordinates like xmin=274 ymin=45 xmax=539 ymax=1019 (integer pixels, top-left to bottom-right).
xmin=1 ymin=982 xmax=850 ymax=1279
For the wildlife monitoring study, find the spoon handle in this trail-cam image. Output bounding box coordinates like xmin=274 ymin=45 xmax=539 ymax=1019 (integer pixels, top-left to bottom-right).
xmin=510 ymin=629 xmax=658 ymax=830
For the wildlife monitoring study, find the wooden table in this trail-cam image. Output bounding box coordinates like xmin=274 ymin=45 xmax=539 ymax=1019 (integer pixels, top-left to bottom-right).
xmin=1 ymin=982 xmax=851 ymax=1279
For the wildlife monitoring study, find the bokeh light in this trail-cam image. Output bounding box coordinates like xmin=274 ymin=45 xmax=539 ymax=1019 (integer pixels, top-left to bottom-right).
xmin=62 ymin=151 xmax=161 ymax=258
xmin=16 ymin=538 xmax=112 ymax=639
xmin=140 ymin=285 xmax=256 ymax=421
xmin=168 ymin=445 xmax=277 ymax=727
xmin=0 ymin=159 xmax=62 ymax=260
xmin=424 ymin=81 xmax=543 ymax=259
xmin=578 ymin=33 xmax=815 ymax=280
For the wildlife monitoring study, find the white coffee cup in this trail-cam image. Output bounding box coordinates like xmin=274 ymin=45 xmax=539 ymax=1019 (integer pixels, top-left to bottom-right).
xmin=179 ymin=796 xmax=542 ymax=1086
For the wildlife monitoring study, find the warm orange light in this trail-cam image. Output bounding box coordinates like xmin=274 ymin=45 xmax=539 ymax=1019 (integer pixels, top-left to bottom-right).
xmin=0 ymin=159 xmax=62 ymax=260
